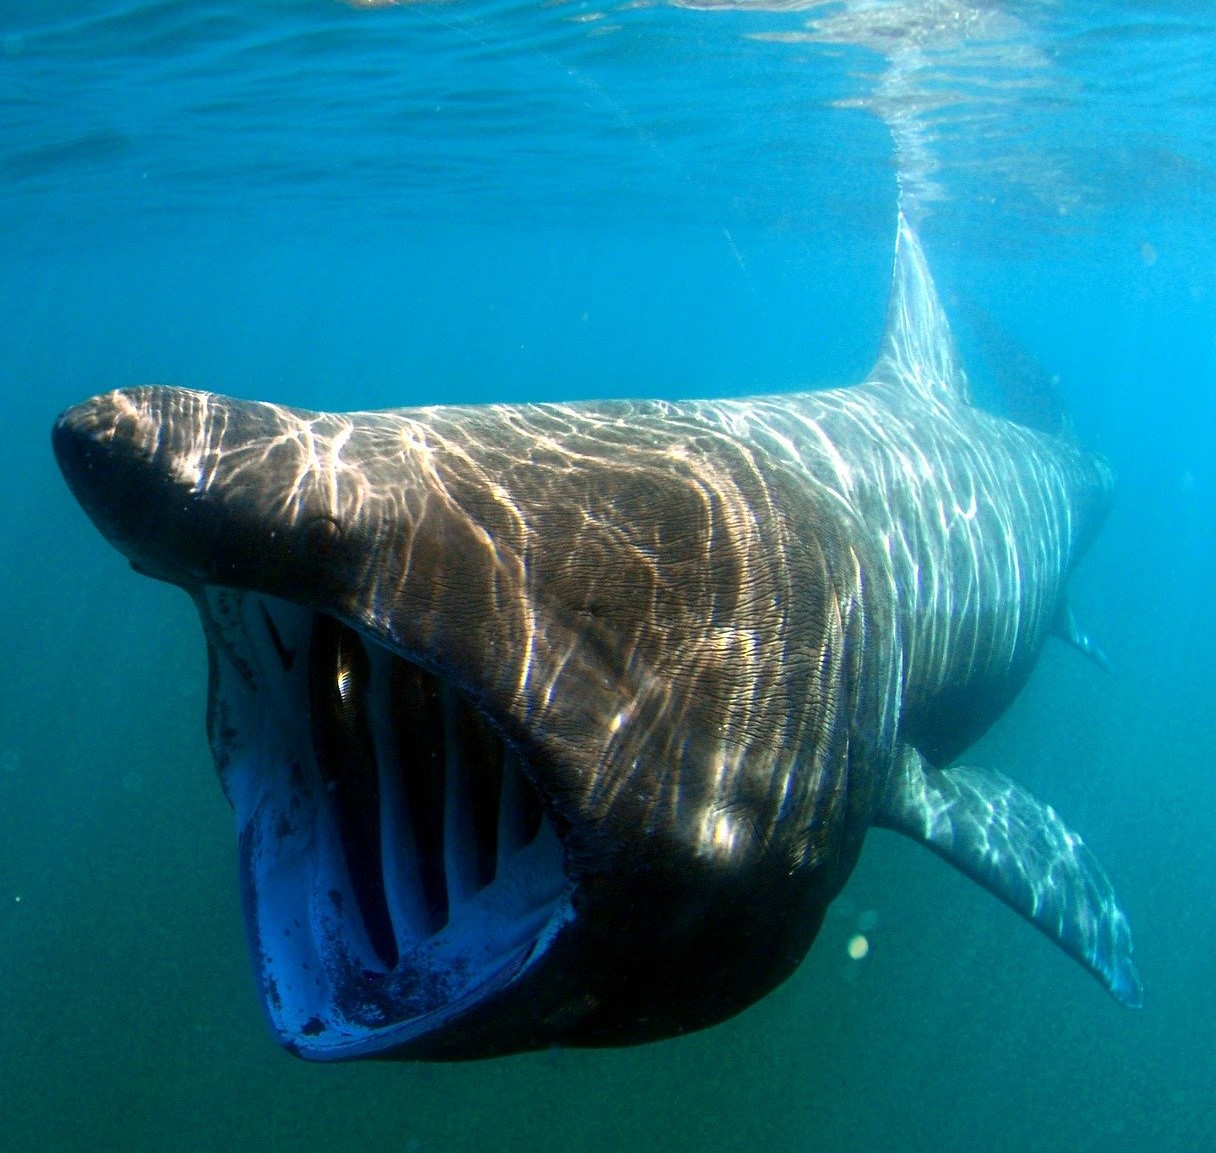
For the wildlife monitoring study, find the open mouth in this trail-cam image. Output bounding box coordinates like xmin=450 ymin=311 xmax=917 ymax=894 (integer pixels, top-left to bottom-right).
xmin=201 ymin=589 xmax=571 ymax=1060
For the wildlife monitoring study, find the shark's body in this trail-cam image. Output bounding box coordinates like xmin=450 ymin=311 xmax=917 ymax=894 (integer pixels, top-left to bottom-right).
xmin=53 ymin=219 xmax=1140 ymax=1061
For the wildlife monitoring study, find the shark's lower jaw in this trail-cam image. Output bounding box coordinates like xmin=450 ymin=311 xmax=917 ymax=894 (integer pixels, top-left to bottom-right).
xmin=200 ymin=589 xmax=571 ymax=1061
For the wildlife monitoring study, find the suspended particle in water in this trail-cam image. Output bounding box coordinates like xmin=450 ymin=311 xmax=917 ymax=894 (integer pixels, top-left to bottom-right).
xmin=847 ymin=934 xmax=870 ymax=961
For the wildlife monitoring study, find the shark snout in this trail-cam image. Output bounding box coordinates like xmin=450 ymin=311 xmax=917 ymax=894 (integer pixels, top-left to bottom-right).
xmin=52 ymin=386 xmax=320 ymax=592
xmin=54 ymin=389 xmax=181 ymax=577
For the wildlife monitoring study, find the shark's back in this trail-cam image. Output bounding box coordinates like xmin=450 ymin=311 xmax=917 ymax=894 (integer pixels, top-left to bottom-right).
xmin=732 ymin=220 xmax=1114 ymax=764
xmin=791 ymin=379 xmax=1112 ymax=763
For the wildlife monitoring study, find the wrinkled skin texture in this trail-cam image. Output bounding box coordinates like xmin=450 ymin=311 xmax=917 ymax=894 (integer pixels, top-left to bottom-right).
xmin=52 ymin=221 xmax=1139 ymax=1060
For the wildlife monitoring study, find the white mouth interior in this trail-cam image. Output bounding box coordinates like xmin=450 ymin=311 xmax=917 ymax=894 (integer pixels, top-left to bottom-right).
xmin=201 ymin=589 xmax=569 ymax=1060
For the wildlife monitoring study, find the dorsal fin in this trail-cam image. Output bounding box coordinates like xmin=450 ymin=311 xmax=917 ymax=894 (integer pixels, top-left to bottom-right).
xmin=876 ymin=214 xmax=971 ymax=406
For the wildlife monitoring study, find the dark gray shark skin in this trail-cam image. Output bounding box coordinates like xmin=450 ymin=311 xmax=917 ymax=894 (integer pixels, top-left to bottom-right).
xmin=53 ymin=218 xmax=1141 ymax=1062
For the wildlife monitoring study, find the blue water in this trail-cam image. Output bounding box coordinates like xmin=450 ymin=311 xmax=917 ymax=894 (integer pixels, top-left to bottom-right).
xmin=2 ymin=1 xmax=1214 ymax=1149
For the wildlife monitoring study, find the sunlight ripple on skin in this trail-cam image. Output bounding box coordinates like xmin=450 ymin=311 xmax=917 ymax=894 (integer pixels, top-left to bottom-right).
xmin=52 ymin=216 xmax=1141 ymax=1060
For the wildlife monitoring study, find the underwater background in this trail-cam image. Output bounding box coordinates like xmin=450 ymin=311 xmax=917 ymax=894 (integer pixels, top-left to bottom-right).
xmin=1 ymin=1 xmax=1213 ymax=1149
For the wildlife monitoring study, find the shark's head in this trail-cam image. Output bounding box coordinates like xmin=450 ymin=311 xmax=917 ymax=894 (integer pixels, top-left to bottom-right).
xmin=54 ymin=386 xmax=893 ymax=1060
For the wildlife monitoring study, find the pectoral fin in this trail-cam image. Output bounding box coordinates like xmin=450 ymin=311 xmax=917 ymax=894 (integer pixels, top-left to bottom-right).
xmin=876 ymin=745 xmax=1143 ymax=1007
xmin=1052 ymin=595 xmax=1114 ymax=673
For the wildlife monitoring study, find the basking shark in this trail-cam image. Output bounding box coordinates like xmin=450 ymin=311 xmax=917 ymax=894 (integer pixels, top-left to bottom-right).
xmin=53 ymin=217 xmax=1141 ymax=1061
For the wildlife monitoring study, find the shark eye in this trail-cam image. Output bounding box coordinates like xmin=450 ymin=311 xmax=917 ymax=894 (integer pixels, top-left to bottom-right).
xmin=301 ymin=513 xmax=345 ymax=563
xmin=304 ymin=512 xmax=343 ymax=541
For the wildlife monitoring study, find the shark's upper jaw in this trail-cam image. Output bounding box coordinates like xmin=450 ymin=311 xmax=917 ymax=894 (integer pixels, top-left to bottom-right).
xmin=50 ymin=390 xmax=581 ymax=1058
xmin=205 ymin=588 xmax=571 ymax=1060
